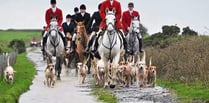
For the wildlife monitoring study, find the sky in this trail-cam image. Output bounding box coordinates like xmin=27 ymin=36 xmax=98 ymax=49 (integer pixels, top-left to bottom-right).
xmin=0 ymin=0 xmax=209 ymax=34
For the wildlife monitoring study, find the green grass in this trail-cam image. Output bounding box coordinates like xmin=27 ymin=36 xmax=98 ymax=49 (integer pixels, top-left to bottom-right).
xmin=0 ymin=31 xmax=41 ymax=51
xmin=157 ymin=80 xmax=209 ymax=103
xmin=92 ymin=86 xmax=117 ymax=103
xmin=0 ymin=53 xmax=36 ymax=103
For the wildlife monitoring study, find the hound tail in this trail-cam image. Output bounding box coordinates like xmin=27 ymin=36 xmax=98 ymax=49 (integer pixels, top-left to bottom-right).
xmin=149 ymin=57 xmax=152 ymax=66
xmin=7 ymin=55 xmax=10 ymax=66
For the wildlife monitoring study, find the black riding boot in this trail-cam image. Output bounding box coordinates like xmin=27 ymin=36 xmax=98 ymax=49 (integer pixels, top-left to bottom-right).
xmin=59 ymin=32 xmax=67 ymax=50
xmin=137 ymin=35 xmax=143 ymax=53
xmin=118 ymin=30 xmax=128 ymax=52
xmin=72 ymin=40 xmax=77 ymax=50
xmin=42 ymin=36 xmax=47 ymax=52
xmin=85 ymin=34 xmax=96 ymax=53
xmin=92 ymin=30 xmax=104 ymax=52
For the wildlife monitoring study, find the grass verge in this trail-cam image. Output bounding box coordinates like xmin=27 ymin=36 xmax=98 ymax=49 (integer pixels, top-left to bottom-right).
xmin=0 ymin=53 xmax=36 ymax=103
xmin=158 ymin=80 xmax=209 ymax=103
xmin=0 ymin=31 xmax=41 ymax=52
xmin=92 ymin=85 xmax=117 ymax=103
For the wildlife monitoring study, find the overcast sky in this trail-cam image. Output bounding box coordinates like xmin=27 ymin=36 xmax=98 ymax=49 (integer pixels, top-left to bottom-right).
xmin=0 ymin=0 xmax=209 ymax=34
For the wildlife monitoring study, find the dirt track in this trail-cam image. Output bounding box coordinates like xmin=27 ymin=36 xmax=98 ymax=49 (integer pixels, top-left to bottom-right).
xmin=19 ymin=48 xmax=100 ymax=103
xmin=19 ymin=47 xmax=176 ymax=103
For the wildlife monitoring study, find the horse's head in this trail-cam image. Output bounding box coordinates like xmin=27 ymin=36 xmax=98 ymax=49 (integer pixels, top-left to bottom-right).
xmin=50 ymin=18 xmax=58 ymax=29
xmin=76 ymin=21 xmax=86 ymax=34
xmin=49 ymin=18 xmax=58 ymax=38
xmin=105 ymin=9 xmax=116 ymax=32
xmin=130 ymin=17 xmax=140 ymax=34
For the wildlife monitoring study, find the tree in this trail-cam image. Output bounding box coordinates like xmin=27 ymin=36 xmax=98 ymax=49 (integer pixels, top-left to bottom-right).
xmin=140 ymin=23 xmax=148 ymax=35
xmin=8 ymin=39 xmax=26 ymax=53
xmin=182 ymin=26 xmax=198 ymax=36
xmin=162 ymin=25 xmax=180 ymax=36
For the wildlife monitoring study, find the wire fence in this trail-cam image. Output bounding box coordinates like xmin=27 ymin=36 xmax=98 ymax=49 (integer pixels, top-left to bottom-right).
xmin=0 ymin=51 xmax=17 ymax=78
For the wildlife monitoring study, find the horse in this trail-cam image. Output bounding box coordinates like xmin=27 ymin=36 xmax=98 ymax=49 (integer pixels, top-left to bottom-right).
xmin=74 ymin=21 xmax=91 ymax=73
xmin=125 ymin=17 xmax=141 ymax=64
xmin=45 ymin=18 xmax=65 ymax=80
xmin=64 ymin=32 xmax=79 ymax=73
xmin=97 ymin=9 xmax=124 ymax=88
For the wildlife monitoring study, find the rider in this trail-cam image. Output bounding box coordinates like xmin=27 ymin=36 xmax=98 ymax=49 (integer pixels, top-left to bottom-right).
xmin=85 ymin=3 xmax=102 ymax=53
xmin=75 ymin=4 xmax=91 ymax=33
xmin=42 ymin=0 xmax=67 ymax=52
xmin=92 ymin=0 xmax=128 ymax=53
xmin=62 ymin=14 xmax=76 ymax=49
xmin=122 ymin=2 xmax=143 ymax=53
xmin=71 ymin=7 xmax=79 ymax=24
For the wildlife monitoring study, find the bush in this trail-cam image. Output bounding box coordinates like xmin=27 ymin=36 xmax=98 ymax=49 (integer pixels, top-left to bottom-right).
xmin=146 ymin=36 xmax=209 ymax=85
xmin=182 ymin=26 xmax=198 ymax=36
xmin=143 ymin=32 xmax=182 ymax=48
xmin=8 ymin=39 xmax=26 ymax=54
xmin=162 ymin=25 xmax=180 ymax=36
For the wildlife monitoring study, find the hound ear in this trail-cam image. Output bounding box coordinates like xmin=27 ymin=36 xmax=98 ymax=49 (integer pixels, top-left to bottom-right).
xmin=105 ymin=8 xmax=109 ymax=14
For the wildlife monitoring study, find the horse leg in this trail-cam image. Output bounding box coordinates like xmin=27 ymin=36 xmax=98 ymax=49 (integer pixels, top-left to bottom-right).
xmin=75 ymin=52 xmax=80 ymax=75
xmin=110 ymin=54 xmax=120 ymax=88
xmin=134 ymin=52 xmax=138 ymax=64
xmin=56 ymin=57 xmax=62 ymax=80
xmin=87 ymin=56 xmax=91 ymax=74
xmin=103 ymin=58 xmax=109 ymax=88
xmin=124 ymin=53 xmax=129 ymax=63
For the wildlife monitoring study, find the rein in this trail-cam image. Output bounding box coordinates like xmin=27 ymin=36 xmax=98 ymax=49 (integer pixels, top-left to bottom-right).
xmin=102 ymin=27 xmax=117 ymax=62
xmin=49 ymin=29 xmax=60 ymax=55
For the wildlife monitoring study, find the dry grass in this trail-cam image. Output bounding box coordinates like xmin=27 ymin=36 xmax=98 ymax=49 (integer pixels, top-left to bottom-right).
xmin=145 ymin=36 xmax=209 ymax=85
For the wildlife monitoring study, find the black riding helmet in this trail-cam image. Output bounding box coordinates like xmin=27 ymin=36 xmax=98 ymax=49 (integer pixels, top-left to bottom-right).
xmin=74 ymin=7 xmax=79 ymax=12
xmin=50 ymin=0 xmax=56 ymax=4
xmin=80 ymin=4 xmax=86 ymax=10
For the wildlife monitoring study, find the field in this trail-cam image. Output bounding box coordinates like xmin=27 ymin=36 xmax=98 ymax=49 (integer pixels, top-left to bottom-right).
xmin=0 ymin=30 xmax=38 ymax=103
xmin=0 ymin=30 xmax=41 ymax=52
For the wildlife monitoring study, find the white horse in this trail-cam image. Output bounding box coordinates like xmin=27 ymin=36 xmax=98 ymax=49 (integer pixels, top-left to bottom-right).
xmin=97 ymin=9 xmax=123 ymax=88
xmin=45 ymin=18 xmax=64 ymax=80
xmin=125 ymin=17 xmax=141 ymax=63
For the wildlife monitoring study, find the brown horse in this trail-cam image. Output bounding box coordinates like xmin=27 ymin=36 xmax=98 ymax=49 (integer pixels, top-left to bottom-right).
xmin=64 ymin=32 xmax=79 ymax=73
xmin=75 ymin=21 xmax=89 ymax=63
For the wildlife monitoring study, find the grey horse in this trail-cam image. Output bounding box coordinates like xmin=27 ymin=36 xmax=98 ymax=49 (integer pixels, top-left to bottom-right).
xmin=45 ymin=18 xmax=65 ymax=80
xmin=125 ymin=18 xmax=141 ymax=63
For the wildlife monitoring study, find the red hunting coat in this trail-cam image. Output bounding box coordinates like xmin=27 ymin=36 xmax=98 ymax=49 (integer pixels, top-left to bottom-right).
xmin=122 ymin=10 xmax=140 ymax=32
xmin=45 ymin=7 xmax=63 ymax=30
xmin=100 ymin=0 xmax=123 ymax=30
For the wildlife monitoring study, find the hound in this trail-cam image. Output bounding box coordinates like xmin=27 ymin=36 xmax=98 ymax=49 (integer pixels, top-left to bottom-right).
xmin=147 ymin=57 xmax=157 ymax=87
xmin=44 ymin=63 xmax=56 ymax=87
xmin=136 ymin=51 xmax=147 ymax=88
xmin=4 ymin=55 xmax=16 ymax=84
xmin=77 ymin=62 xmax=88 ymax=84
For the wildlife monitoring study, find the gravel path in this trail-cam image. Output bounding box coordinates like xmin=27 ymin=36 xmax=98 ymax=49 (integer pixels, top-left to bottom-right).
xmin=19 ymin=48 xmax=100 ymax=103
xmin=113 ymin=82 xmax=176 ymax=103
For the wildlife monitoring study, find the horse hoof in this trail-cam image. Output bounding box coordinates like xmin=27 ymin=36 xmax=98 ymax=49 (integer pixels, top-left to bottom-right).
xmin=103 ymin=85 xmax=108 ymax=89
xmin=57 ymin=76 xmax=61 ymax=80
xmin=109 ymin=84 xmax=115 ymax=88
